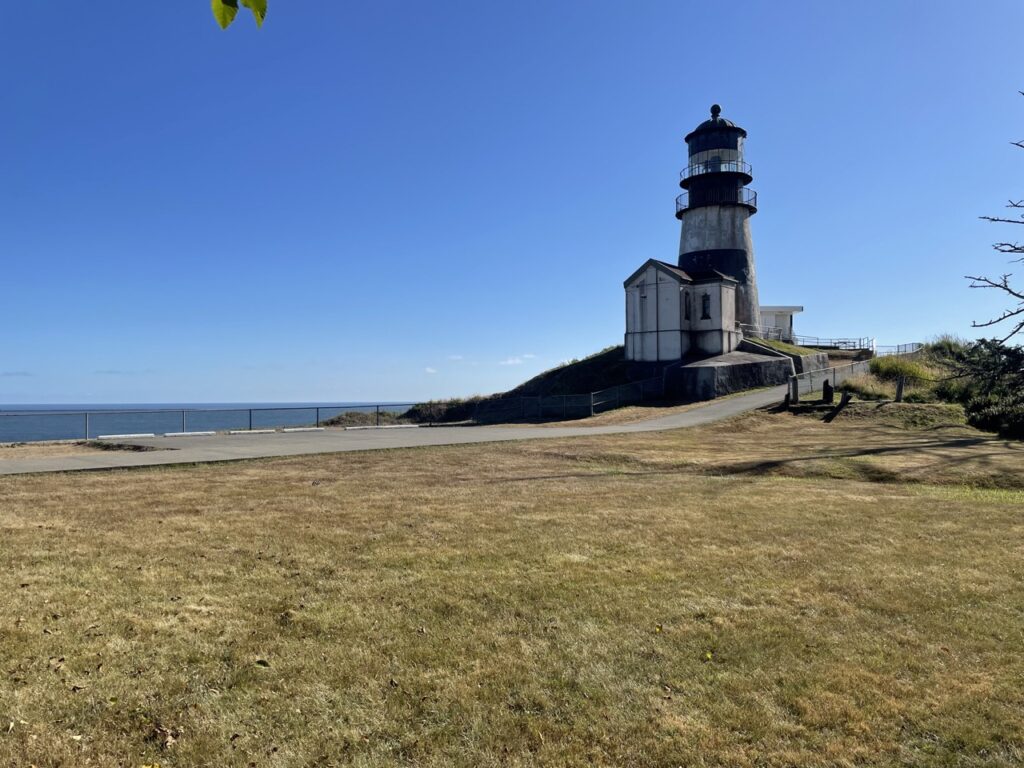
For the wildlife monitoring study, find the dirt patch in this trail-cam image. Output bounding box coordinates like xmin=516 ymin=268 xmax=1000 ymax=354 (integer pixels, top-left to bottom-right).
xmin=0 ymin=440 xmax=154 ymax=460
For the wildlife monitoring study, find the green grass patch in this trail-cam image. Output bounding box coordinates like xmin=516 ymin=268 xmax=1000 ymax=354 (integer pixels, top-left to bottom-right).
xmin=869 ymin=356 xmax=931 ymax=382
xmin=755 ymin=338 xmax=817 ymax=356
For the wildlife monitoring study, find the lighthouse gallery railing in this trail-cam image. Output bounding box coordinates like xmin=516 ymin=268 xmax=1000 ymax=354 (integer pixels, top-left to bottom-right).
xmin=679 ymin=159 xmax=752 ymax=182
xmin=675 ymin=188 xmax=757 ymax=215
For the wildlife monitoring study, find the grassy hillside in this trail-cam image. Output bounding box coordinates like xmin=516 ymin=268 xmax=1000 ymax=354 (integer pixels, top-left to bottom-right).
xmin=505 ymin=345 xmax=637 ymax=396
xmin=406 ymin=346 xmax=641 ymax=422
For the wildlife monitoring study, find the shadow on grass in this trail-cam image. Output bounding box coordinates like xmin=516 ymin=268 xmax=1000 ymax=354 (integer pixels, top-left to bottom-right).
xmin=479 ymin=432 xmax=1023 ymax=490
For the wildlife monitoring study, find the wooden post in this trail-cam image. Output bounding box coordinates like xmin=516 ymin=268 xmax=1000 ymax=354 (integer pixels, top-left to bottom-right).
xmin=895 ymin=375 xmax=905 ymax=403
xmin=822 ymin=380 xmax=834 ymax=405
xmin=590 ymin=392 xmax=595 ymax=417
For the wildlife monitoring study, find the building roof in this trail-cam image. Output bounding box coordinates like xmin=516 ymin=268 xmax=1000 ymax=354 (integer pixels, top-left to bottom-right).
xmin=651 ymin=260 xmax=692 ymax=280
xmin=684 ymin=104 xmax=747 ymax=142
xmin=623 ymin=260 xmax=741 ymax=288
xmin=623 ymin=259 xmax=692 ymax=287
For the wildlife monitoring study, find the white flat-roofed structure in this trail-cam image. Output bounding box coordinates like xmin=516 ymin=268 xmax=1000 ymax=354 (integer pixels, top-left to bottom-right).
xmin=759 ymin=305 xmax=804 ymax=341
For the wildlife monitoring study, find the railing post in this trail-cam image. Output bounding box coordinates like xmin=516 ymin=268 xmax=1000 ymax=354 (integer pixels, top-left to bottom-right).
xmin=590 ymin=392 xmax=595 ymax=417
xmin=316 ymin=407 xmax=320 ymax=427
xmin=182 ymin=410 xmax=186 ymax=433
xmin=376 ymin=405 xmax=380 ymax=426
xmin=84 ymin=412 xmax=90 ymax=440
xmin=249 ymin=409 xmax=253 ymax=431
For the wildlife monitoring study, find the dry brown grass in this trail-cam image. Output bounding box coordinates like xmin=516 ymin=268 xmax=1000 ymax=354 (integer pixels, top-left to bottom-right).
xmin=0 ymin=407 xmax=1022 ymax=766
xmin=0 ymin=442 xmax=111 ymax=460
xmin=512 ymin=388 xmax=779 ymax=428
xmin=497 ymin=400 xmax=709 ymax=428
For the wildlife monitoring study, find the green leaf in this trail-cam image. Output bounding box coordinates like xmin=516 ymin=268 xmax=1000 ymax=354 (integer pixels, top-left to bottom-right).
xmin=241 ymin=0 xmax=267 ymax=27
xmin=211 ymin=0 xmax=240 ymax=29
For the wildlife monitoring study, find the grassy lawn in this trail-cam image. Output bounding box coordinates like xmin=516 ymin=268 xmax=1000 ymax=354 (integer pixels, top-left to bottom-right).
xmin=1 ymin=407 xmax=1022 ymax=766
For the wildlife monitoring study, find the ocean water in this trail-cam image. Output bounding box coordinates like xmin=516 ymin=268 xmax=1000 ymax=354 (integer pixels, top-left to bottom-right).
xmin=0 ymin=403 xmax=416 ymax=443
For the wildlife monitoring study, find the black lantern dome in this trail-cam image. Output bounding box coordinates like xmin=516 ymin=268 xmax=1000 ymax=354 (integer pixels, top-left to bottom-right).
xmin=684 ymin=104 xmax=746 ymax=140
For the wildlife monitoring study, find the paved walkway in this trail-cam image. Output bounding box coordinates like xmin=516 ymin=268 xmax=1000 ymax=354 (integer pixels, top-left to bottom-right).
xmin=0 ymin=386 xmax=784 ymax=476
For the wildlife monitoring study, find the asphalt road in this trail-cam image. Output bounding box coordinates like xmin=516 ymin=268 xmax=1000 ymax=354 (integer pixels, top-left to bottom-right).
xmin=0 ymin=386 xmax=785 ymax=476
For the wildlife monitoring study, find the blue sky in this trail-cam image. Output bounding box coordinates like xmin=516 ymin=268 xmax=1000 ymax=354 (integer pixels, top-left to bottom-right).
xmin=2 ymin=2 xmax=1022 ymax=403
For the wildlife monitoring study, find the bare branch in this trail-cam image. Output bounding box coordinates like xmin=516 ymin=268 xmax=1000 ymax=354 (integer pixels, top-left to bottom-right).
xmin=992 ymin=243 xmax=1024 ymax=259
xmin=965 ymin=273 xmax=1024 ymax=301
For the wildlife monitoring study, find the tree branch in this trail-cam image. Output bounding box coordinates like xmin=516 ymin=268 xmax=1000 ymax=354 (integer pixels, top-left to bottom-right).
xmin=965 ymin=273 xmax=1024 ymax=301
xmin=992 ymin=243 xmax=1024 ymax=262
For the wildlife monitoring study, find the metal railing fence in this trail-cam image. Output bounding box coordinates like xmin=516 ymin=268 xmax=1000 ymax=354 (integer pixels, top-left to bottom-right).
xmin=473 ymin=376 xmax=666 ymax=423
xmin=876 ymin=343 xmax=924 ymax=356
xmin=738 ymin=324 xmax=878 ymax=352
xmin=0 ymin=403 xmax=419 ymax=444
xmin=793 ymin=334 xmax=875 ymax=351
xmin=737 ymin=323 xmax=790 ymax=342
xmin=788 ymin=345 xmax=923 ymax=401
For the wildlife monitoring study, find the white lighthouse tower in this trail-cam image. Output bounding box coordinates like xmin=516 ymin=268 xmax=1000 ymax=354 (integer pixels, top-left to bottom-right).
xmin=677 ymin=104 xmax=759 ymax=328
xmin=624 ymin=105 xmax=760 ymax=362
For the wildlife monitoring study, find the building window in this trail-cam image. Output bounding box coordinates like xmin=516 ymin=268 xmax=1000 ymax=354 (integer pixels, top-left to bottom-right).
xmin=701 ymin=292 xmax=711 ymax=320
xmin=684 ymin=291 xmax=691 ymax=321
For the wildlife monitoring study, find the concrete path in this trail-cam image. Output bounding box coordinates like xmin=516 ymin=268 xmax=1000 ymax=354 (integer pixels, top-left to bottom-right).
xmin=0 ymin=386 xmax=785 ymax=476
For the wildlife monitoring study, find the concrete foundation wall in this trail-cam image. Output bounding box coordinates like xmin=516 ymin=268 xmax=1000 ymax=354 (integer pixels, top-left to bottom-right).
xmin=665 ymin=356 xmax=793 ymax=401
xmin=793 ymin=352 xmax=830 ymax=375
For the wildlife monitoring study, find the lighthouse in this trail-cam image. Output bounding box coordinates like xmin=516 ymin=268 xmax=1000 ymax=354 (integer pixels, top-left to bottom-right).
xmin=624 ymin=105 xmax=767 ymax=362
xmin=677 ymin=104 xmax=760 ymax=328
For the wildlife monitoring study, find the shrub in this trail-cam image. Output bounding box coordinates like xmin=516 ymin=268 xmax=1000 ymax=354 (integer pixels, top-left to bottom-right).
xmin=903 ymin=390 xmax=936 ymax=404
xmin=926 ymin=334 xmax=970 ymax=360
xmin=322 ymin=410 xmax=403 ymax=428
xmin=839 ymin=374 xmax=893 ymax=401
xmin=404 ymin=397 xmax=485 ymax=424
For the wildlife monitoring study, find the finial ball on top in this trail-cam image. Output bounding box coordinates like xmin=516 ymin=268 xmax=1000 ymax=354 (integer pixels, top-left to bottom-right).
xmin=710 ymin=104 xmax=722 ymax=118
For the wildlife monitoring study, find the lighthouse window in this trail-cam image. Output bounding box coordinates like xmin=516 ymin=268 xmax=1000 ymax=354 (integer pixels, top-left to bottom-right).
xmin=684 ymin=291 xmax=691 ymax=321
xmin=701 ymin=292 xmax=711 ymax=320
